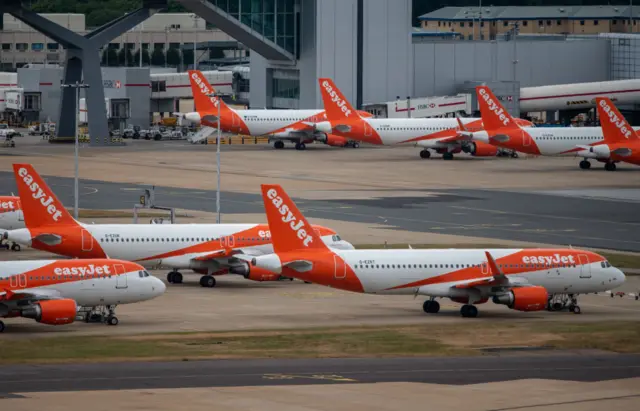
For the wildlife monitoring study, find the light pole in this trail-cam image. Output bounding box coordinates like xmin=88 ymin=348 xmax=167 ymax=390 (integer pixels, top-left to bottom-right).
xmin=60 ymin=81 xmax=90 ymax=220
xmin=192 ymin=14 xmax=198 ymax=70
xmin=510 ymin=22 xmax=519 ymax=82
xmin=207 ymin=91 xmax=222 ymax=224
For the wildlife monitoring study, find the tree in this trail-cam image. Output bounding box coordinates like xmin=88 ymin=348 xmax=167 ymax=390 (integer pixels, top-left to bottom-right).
xmin=101 ymin=48 xmax=119 ymax=67
xmin=125 ymin=49 xmax=135 ymax=67
xmin=151 ymin=48 xmax=166 ymax=67
xmin=117 ymin=48 xmax=126 ymax=66
xmin=133 ymin=49 xmax=151 ymax=66
xmin=166 ymin=47 xmax=181 ymax=67
xmin=182 ymin=49 xmax=194 ymax=68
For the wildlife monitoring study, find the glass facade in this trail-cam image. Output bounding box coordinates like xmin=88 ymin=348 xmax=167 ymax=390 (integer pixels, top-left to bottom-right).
xmin=210 ymin=0 xmax=296 ymax=54
xmin=272 ymin=77 xmax=299 ymax=99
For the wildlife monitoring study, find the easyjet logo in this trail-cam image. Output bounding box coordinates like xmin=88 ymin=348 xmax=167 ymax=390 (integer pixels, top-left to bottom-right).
xmin=322 ymin=80 xmax=352 ymax=117
xmin=0 ymin=201 xmax=16 ymax=211
xmin=191 ymin=72 xmax=211 ymax=96
xmin=54 ymin=264 xmax=111 ymax=276
xmin=599 ymin=99 xmax=632 ymax=139
xmin=478 ymin=88 xmax=510 ymax=127
xmin=522 ymin=254 xmax=576 ymax=265
xmin=17 ymin=167 xmax=63 ymax=221
xmin=266 ymin=188 xmax=313 ymax=247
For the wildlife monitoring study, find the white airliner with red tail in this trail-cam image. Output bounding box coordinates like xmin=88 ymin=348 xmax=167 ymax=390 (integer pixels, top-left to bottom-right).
xmin=468 ymin=86 xmax=640 ymax=169
xmin=0 ymin=258 xmax=165 ymax=332
xmin=239 ymin=184 xmax=625 ymax=317
xmin=0 ymin=195 xmax=25 ymax=250
xmin=5 ymin=164 xmax=353 ymax=288
xmin=183 ymin=70 xmax=372 ymax=150
xmin=314 ymin=78 xmax=533 ymax=160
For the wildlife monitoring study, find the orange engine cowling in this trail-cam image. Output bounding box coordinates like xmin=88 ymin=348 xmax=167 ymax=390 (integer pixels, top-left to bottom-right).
xmin=229 ymin=263 xmax=281 ymax=282
xmin=492 ymin=286 xmax=548 ymax=312
xmin=324 ymin=134 xmax=349 ymax=147
xmin=21 ymin=299 xmax=77 ymax=325
xmin=469 ymin=141 xmax=498 ymax=157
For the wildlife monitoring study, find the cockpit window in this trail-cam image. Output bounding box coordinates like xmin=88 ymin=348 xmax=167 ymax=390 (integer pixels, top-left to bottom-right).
xmin=138 ymin=271 xmax=144 ymax=278
xmin=335 ymin=235 xmax=341 ymax=241
xmin=605 ymin=261 xmax=611 ymax=268
xmin=601 ymin=262 xmax=606 ymax=268
xmin=144 ymin=271 xmax=151 ymax=277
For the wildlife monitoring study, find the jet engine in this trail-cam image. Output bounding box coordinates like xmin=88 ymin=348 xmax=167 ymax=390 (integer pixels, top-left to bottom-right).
xmin=21 ymin=299 xmax=77 ymax=325
xmin=229 ymin=263 xmax=281 ymax=281
xmin=492 ymin=286 xmax=548 ymax=312
xmin=465 ymin=141 xmax=499 ymax=157
xmin=318 ymin=134 xmax=349 ymax=147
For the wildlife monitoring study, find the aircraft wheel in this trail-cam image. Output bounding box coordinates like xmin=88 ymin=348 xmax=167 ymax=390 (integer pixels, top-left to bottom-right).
xmin=419 ymin=149 xmax=431 ymax=159
xmin=443 ymin=152 xmax=454 ymax=161
xmin=460 ymin=304 xmax=478 ymax=318
xmin=352 ymin=142 xmax=360 ymax=148
xmin=423 ymin=300 xmax=440 ymax=314
xmin=201 ymin=275 xmax=216 ymax=288
xmin=274 ymin=140 xmax=285 ymax=149
xmin=0 ymin=320 xmax=5 ymax=333
xmin=605 ymin=162 xmax=617 ymax=171
xmin=295 ymin=142 xmax=306 ymax=150
xmin=167 ymin=272 xmax=174 ymax=283
xmin=10 ymin=243 xmax=20 ymax=251
xmin=552 ymin=302 xmax=563 ymax=311
xmin=579 ymin=160 xmax=591 ymax=170
xmin=510 ymin=151 xmax=519 ymax=158
xmin=106 ymin=316 xmax=119 ymax=326
xmin=572 ymin=305 xmax=581 ymax=314
xmin=172 ymin=272 xmax=183 ymax=284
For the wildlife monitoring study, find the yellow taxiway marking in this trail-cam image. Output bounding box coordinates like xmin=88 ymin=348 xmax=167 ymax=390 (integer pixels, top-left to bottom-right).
xmin=262 ymin=374 xmax=357 ymax=382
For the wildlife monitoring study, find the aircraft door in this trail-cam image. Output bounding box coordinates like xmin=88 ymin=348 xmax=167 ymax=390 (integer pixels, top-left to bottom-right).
xmin=522 ymin=130 xmax=532 ymax=147
xmin=9 ymin=274 xmax=27 ymax=289
xmin=114 ymin=263 xmax=128 ymax=289
xmin=334 ymin=255 xmax=346 ymax=279
xmin=578 ymin=254 xmax=591 ymax=278
xmin=81 ymin=229 xmax=93 ymax=252
xmin=364 ymin=122 xmax=372 ymax=137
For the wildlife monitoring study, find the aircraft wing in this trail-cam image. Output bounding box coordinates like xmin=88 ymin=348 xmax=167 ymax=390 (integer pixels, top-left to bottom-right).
xmin=0 ymin=287 xmax=63 ymax=301
xmin=612 ymin=147 xmax=633 ymax=157
xmin=190 ymin=247 xmax=266 ymax=262
xmin=451 ymin=251 xmax=529 ymax=289
xmin=282 ymin=260 xmax=314 ymax=273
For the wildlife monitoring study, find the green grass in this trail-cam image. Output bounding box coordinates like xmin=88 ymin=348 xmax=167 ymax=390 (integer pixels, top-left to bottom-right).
xmin=355 ymin=244 xmax=640 ymax=269
xmin=3 ymin=322 xmax=639 ymax=364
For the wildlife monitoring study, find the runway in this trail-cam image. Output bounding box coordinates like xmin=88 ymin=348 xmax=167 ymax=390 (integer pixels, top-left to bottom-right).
xmin=0 ymin=171 xmax=639 ymax=251
xmin=1 ymin=354 xmax=639 ymax=393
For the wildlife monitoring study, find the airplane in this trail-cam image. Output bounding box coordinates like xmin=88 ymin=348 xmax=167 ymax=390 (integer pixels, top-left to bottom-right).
xmin=577 ymin=97 xmax=640 ymax=171
xmin=0 ymin=195 xmax=24 ymax=251
xmin=4 ymin=164 xmax=354 ymax=288
xmin=0 ymin=258 xmax=165 ymax=332
xmin=314 ymin=78 xmax=533 ymax=160
xmin=467 ymin=86 xmax=640 ymax=169
xmin=183 ymin=70 xmax=373 ymax=150
xmin=237 ymin=183 xmax=625 ymax=317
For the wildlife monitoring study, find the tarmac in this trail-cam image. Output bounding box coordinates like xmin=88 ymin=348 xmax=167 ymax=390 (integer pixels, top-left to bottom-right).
xmin=1 ymin=136 xmax=640 ymax=410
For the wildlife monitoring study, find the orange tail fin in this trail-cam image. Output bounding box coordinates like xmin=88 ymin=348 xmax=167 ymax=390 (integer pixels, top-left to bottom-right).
xmin=596 ymin=97 xmax=637 ymax=143
xmin=476 ymin=86 xmax=518 ymax=131
xmin=13 ymin=164 xmax=77 ymax=228
xmin=318 ymin=78 xmax=360 ymax=122
xmin=261 ymin=184 xmax=330 ymax=254
xmin=188 ymin=70 xmax=229 ymax=113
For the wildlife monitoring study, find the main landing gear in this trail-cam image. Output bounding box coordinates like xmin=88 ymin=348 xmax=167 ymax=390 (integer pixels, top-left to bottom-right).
xmin=423 ymin=299 xmax=440 ymax=313
xmin=0 ymin=320 xmax=5 ymax=333
xmin=442 ymin=152 xmax=454 ymax=161
xmin=295 ymin=142 xmax=306 ymax=150
xmin=547 ymin=294 xmax=581 ymax=314
xmin=199 ymin=275 xmax=217 ymax=288
xmin=579 ymin=160 xmax=591 ymax=170
xmin=81 ymin=305 xmax=119 ymax=326
xmin=604 ymin=162 xmax=617 ymax=171
xmin=460 ymin=304 xmax=478 ymax=318
xmin=167 ymin=271 xmax=183 ymax=284
xmin=1 ymin=240 xmax=21 ymax=251
xmin=419 ymin=149 xmax=431 ymax=159
xmin=274 ymin=140 xmax=285 ymax=149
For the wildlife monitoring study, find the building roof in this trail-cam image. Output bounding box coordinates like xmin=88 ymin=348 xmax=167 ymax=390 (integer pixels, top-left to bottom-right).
xmin=419 ymin=6 xmax=640 ymax=21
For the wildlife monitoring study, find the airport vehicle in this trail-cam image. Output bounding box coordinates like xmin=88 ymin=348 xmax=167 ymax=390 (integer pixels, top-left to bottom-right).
xmin=5 ymin=164 xmax=353 ymax=288
xmin=468 ymin=86 xmax=640 ymax=169
xmin=0 ymin=123 xmax=18 ymax=138
xmin=122 ymin=125 xmax=142 ymax=139
xmin=183 ymin=70 xmax=372 ymax=150
xmin=0 ymin=258 xmax=165 ymax=332
xmin=239 ymin=184 xmax=625 ymax=317
xmin=578 ymin=97 xmax=640 ymax=171
xmin=27 ymin=122 xmax=55 ymax=137
xmin=0 ymin=195 xmax=24 ymax=250
xmin=314 ymin=78 xmax=533 ymax=160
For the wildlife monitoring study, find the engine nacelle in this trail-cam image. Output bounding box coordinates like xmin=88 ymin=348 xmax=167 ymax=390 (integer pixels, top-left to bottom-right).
xmin=324 ymin=134 xmax=348 ymax=147
xmin=467 ymin=142 xmax=499 ymax=157
xmin=492 ymin=286 xmax=548 ymax=312
xmin=229 ymin=262 xmax=281 ymax=281
xmin=21 ymin=299 xmax=77 ymax=325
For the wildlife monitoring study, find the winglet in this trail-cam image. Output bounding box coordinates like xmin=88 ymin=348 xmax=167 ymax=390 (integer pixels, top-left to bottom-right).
xmin=13 ymin=164 xmax=77 ymax=229
xmin=484 ymin=251 xmax=506 ymax=280
xmin=476 ymin=86 xmax=519 ymax=131
xmin=318 ymin=78 xmax=360 ymax=122
xmin=261 ymin=185 xmax=330 ymax=254
xmin=596 ymin=97 xmax=637 ymax=143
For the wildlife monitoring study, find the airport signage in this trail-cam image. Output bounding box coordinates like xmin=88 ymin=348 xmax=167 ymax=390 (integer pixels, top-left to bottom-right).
xmin=103 ymin=80 xmax=122 ymax=89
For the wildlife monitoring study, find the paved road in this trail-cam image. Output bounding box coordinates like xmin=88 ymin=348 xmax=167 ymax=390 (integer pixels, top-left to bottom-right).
xmin=1 ymin=172 xmax=639 ymax=251
xmin=1 ymin=354 xmax=638 ymax=393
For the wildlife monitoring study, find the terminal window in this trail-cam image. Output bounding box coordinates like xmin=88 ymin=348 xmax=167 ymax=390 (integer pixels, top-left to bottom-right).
xmin=272 ymin=77 xmax=299 ymax=99
xmin=1 ymin=43 xmax=10 ymax=50
xmin=47 ymin=43 xmax=59 ymax=50
xmin=31 ymin=43 xmax=44 ymax=51
xmin=16 ymin=43 xmax=28 ymax=52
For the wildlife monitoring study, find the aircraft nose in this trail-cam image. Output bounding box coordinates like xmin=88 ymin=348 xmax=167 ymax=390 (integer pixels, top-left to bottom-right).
xmin=184 ymin=112 xmax=201 ymax=123
xmin=152 ymin=276 xmax=166 ymax=297
xmin=616 ymin=269 xmax=626 ymax=285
